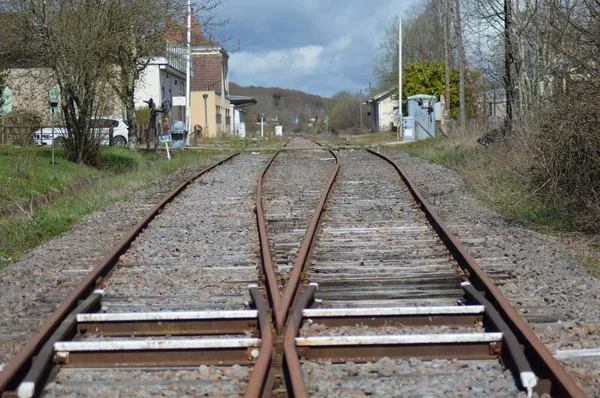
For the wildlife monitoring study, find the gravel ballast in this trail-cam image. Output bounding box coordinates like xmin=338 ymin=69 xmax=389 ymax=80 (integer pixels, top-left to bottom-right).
xmin=383 ymin=150 xmax=600 ymax=396
xmin=1 ymin=144 xmax=598 ymax=396
xmin=0 ymin=155 xmax=229 ymax=366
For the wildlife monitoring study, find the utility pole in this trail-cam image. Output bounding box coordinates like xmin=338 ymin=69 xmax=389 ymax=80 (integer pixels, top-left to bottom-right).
xmin=504 ymin=0 xmax=514 ymax=125
xmin=185 ymin=0 xmax=191 ymax=146
xmin=443 ymin=0 xmax=451 ymax=131
xmin=398 ymin=18 xmax=403 ymax=127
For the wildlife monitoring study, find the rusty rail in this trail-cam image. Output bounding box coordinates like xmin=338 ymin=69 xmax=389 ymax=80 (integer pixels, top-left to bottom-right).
xmin=255 ymin=149 xmax=285 ymax=317
xmin=245 ymin=286 xmax=275 ymax=398
xmin=255 ymin=145 xmax=340 ymax=333
xmin=277 ymin=149 xmax=339 ymax=333
xmin=0 ymin=153 xmax=240 ymax=394
xmin=367 ymin=148 xmax=584 ymax=398
xmin=283 ymin=284 xmax=317 ymax=398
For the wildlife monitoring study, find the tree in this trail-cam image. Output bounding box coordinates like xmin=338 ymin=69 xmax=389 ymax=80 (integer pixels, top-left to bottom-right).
xmin=109 ymin=0 xmax=229 ymax=151
xmin=403 ymin=61 xmax=476 ymax=119
xmin=328 ymin=91 xmax=365 ymax=130
xmin=0 ymin=0 xmax=128 ymax=164
xmin=373 ymin=3 xmax=446 ymax=92
xmin=108 ymin=0 xmax=185 ymax=151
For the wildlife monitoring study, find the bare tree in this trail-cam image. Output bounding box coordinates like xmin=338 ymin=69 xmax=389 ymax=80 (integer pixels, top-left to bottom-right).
xmin=373 ymin=2 xmax=446 ymax=91
xmin=108 ymin=0 xmax=229 ymax=150
xmin=0 ymin=0 xmax=130 ymax=164
xmin=107 ymin=0 xmax=185 ymax=151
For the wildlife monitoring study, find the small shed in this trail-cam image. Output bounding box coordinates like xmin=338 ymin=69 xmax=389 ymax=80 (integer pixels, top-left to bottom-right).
xmin=406 ymin=94 xmax=436 ymax=141
xmin=366 ymin=88 xmax=399 ymax=133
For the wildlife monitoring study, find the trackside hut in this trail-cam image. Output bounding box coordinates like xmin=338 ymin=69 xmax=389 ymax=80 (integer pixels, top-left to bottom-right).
xmin=367 ymin=88 xmax=399 ymax=133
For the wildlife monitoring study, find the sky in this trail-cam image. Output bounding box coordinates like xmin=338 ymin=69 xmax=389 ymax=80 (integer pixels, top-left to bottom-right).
xmin=212 ymin=1 xmax=412 ymax=98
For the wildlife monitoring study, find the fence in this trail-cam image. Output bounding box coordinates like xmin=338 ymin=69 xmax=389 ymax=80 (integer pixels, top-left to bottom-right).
xmin=1 ymin=124 xmax=38 ymax=146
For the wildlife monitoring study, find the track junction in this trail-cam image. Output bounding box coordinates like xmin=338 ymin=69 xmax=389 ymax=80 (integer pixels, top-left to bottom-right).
xmin=0 ymin=137 xmax=586 ymax=397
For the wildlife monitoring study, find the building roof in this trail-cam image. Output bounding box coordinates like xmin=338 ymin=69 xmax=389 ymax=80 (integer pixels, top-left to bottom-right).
xmin=367 ymin=87 xmax=397 ymax=103
xmin=407 ymin=94 xmax=436 ymax=100
xmin=228 ymin=95 xmax=257 ymax=107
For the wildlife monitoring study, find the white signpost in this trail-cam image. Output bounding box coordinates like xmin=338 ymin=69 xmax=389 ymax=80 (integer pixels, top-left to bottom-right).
xmin=159 ymin=134 xmax=172 ymax=159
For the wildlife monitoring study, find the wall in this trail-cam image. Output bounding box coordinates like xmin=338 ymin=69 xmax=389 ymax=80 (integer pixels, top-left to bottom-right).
xmin=378 ymin=96 xmax=398 ymax=131
xmin=191 ymin=91 xmax=216 ymax=138
xmin=4 ymin=68 xmax=121 ymax=125
xmin=230 ymin=106 xmax=247 ymax=138
xmin=135 ymin=64 xmax=186 ymax=123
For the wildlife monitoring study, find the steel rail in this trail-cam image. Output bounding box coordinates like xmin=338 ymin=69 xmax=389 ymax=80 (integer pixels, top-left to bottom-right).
xmin=245 ymin=285 xmax=275 ymax=398
xmin=283 ymin=284 xmax=318 ymax=398
xmin=254 ymin=148 xmax=286 ymax=318
xmin=254 ymin=144 xmax=340 ymax=333
xmin=367 ymin=148 xmax=584 ymax=398
xmin=0 ymin=152 xmax=240 ymax=394
xmin=277 ymin=149 xmax=340 ymax=333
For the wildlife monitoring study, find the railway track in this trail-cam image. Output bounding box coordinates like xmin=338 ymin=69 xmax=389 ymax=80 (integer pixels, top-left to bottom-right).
xmin=0 ymin=137 xmax=586 ymax=397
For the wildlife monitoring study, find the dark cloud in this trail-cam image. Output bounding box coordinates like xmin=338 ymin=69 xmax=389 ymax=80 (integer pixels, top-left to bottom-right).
xmin=212 ymin=0 xmax=411 ymax=97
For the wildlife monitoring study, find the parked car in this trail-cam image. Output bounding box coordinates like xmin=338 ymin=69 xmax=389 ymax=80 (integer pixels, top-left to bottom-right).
xmin=33 ymin=117 xmax=129 ymax=147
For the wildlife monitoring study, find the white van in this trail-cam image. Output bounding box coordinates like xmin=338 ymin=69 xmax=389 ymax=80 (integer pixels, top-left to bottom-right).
xmin=33 ymin=118 xmax=129 ymax=147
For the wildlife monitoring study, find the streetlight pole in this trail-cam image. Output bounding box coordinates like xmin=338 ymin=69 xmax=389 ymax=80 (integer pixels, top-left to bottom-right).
xmin=203 ymin=92 xmax=208 ymax=137
xmin=185 ymin=0 xmax=191 ymax=147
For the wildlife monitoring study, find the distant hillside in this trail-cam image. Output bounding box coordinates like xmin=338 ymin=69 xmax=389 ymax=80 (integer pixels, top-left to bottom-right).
xmin=229 ymin=83 xmax=329 ymax=126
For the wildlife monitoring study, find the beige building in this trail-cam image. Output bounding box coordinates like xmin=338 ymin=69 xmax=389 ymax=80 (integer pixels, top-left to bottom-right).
xmin=4 ymin=69 xmax=63 ymax=125
xmin=189 ymin=46 xmax=230 ymax=138
xmin=367 ymin=88 xmax=400 ymax=132
xmin=3 ymin=68 xmax=121 ymax=125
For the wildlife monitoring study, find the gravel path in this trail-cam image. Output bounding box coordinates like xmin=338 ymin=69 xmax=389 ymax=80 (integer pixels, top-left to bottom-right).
xmin=303 ymin=358 xmax=520 ymax=397
xmin=383 ymin=150 xmax=600 ymax=396
xmin=0 ymin=155 xmax=228 ymax=367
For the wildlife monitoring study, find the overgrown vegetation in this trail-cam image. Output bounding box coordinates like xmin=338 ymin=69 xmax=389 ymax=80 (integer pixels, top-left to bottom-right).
xmin=397 ymin=131 xmax=599 ymax=276
xmin=532 ymin=86 xmax=600 ymax=233
xmin=0 ymin=147 xmax=223 ymax=269
xmin=401 ymin=135 xmax=576 ymax=230
xmin=3 ymin=110 xmax=42 ymax=146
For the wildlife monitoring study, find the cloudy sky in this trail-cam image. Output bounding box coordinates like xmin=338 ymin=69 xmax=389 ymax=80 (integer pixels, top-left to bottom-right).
xmin=213 ymin=1 xmax=413 ymax=98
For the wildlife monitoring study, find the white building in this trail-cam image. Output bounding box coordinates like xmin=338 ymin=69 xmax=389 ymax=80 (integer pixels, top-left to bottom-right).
xmin=135 ymin=45 xmax=187 ymax=127
xmin=367 ymin=88 xmax=399 ymax=132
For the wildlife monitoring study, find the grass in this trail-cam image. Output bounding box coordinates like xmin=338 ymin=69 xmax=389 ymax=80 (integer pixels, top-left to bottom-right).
xmin=0 ymin=146 xmax=101 ymax=209
xmin=393 ymin=134 xmax=599 ymax=277
xmin=398 ymin=136 xmax=575 ymax=231
xmin=0 ymin=146 xmax=225 ymax=269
